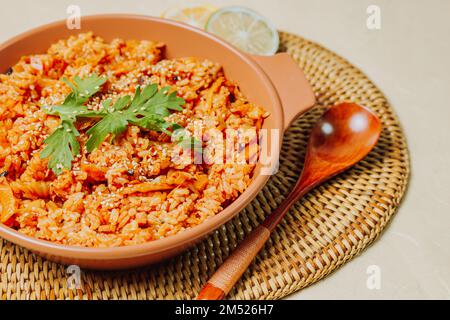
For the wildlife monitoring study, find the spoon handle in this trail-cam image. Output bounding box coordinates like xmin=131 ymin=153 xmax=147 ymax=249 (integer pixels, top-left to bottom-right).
xmin=196 ymin=225 xmax=271 ymax=300
xmin=196 ymin=182 xmax=310 ymax=300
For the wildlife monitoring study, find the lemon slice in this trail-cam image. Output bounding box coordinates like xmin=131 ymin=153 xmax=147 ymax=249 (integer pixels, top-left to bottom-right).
xmin=206 ymin=6 xmax=279 ymax=55
xmin=162 ymin=2 xmax=217 ymax=29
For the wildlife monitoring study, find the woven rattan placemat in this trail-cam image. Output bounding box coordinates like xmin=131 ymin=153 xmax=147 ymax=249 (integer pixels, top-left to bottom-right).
xmin=0 ymin=32 xmax=409 ymax=300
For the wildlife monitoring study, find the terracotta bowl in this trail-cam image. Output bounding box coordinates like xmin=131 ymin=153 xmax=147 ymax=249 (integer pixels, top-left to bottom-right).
xmin=0 ymin=14 xmax=315 ymax=269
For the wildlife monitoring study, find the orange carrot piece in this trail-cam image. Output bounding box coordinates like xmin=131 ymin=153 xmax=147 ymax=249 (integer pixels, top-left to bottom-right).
xmin=0 ymin=184 xmax=16 ymax=223
xmin=81 ymin=163 xmax=107 ymax=181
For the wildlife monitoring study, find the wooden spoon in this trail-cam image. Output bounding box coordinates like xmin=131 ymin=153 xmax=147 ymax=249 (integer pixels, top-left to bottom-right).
xmin=196 ymin=102 xmax=382 ymax=300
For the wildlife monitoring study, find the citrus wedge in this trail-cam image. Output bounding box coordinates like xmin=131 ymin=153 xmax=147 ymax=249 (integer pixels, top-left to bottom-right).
xmin=206 ymin=6 xmax=279 ymax=55
xmin=162 ymin=2 xmax=217 ymax=29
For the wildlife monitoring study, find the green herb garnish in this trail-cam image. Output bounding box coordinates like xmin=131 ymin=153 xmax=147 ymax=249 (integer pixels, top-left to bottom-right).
xmin=172 ymin=125 xmax=203 ymax=154
xmin=41 ymin=74 xmax=106 ymax=175
xmin=40 ymin=120 xmax=80 ymax=175
xmin=40 ymin=75 xmax=190 ymax=175
xmin=85 ymin=85 xmax=184 ymax=152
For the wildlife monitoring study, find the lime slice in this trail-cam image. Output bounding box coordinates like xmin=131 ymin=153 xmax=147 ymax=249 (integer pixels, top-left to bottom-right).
xmin=162 ymin=2 xmax=217 ymax=29
xmin=206 ymin=6 xmax=279 ymax=55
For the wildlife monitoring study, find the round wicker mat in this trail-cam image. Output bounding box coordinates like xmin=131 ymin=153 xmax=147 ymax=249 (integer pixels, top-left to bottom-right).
xmin=0 ymin=32 xmax=409 ymax=300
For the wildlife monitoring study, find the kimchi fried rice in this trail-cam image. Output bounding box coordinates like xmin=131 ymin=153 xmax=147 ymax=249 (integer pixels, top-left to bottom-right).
xmin=0 ymin=32 xmax=267 ymax=247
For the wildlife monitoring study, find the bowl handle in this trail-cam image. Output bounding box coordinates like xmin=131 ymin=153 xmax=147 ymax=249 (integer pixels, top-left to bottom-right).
xmin=251 ymin=53 xmax=316 ymax=131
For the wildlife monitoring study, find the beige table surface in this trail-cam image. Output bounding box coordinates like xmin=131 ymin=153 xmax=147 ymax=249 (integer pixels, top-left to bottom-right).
xmin=0 ymin=0 xmax=449 ymax=300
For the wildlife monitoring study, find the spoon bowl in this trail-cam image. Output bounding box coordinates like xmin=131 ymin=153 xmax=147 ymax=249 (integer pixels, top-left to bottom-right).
xmin=312 ymin=102 xmax=381 ymax=164
xmin=297 ymin=102 xmax=382 ymax=195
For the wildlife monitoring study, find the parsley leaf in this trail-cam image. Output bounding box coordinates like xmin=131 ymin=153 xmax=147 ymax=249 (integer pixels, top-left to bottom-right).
xmin=40 ymin=121 xmax=80 ymax=175
xmin=62 ymin=75 xmax=106 ymax=104
xmin=172 ymin=127 xmax=203 ymax=154
xmin=40 ymin=76 xmax=190 ymax=175
xmin=85 ymin=85 xmax=185 ymax=152
xmin=43 ymin=74 xmax=107 ymax=121
xmin=85 ymin=97 xmax=131 ymax=152
xmin=40 ymin=74 xmax=106 ymax=174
